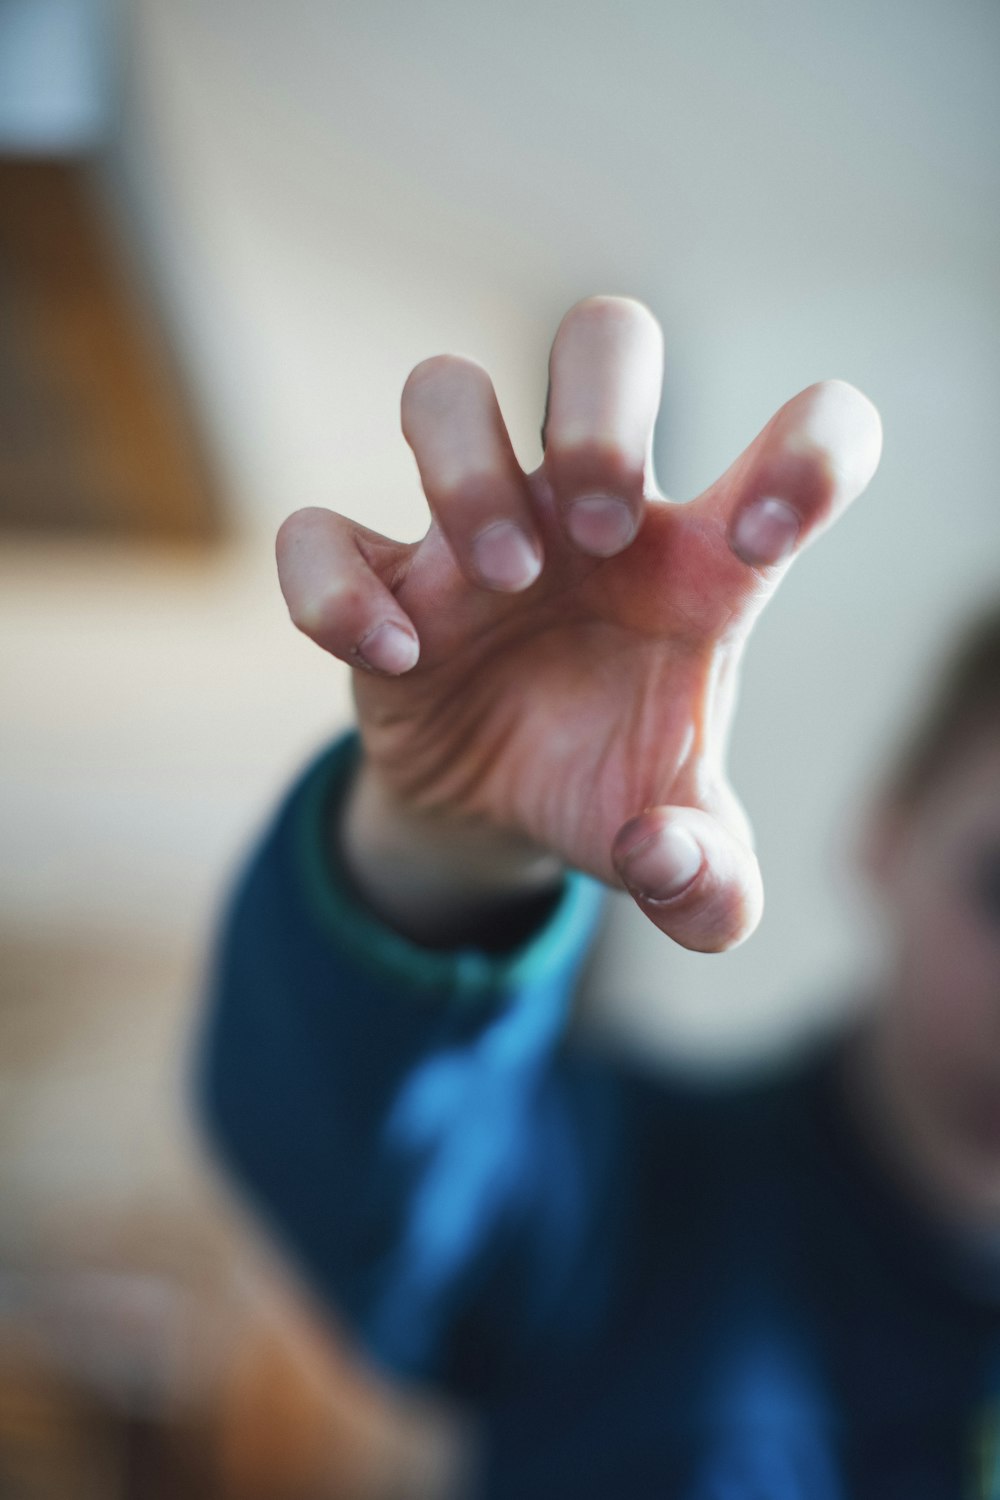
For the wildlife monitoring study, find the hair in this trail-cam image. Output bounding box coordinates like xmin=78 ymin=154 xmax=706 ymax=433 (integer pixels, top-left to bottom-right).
xmin=885 ymin=598 xmax=1000 ymax=810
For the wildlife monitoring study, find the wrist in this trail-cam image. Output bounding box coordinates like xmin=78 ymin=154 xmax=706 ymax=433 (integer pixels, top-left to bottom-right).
xmin=337 ymin=755 xmax=565 ymax=949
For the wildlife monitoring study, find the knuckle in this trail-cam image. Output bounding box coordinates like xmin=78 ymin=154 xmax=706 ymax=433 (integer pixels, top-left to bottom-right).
xmin=401 ymin=356 xmax=495 ymax=446
xmin=402 ymin=353 xmax=490 ymax=403
xmin=564 ymin=294 xmax=663 ymax=346
xmin=792 ymin=443 xmax=842 ymax=503
xmin=288 ymin=578 xmax=360 ymax=637
xmin=402 ymin=354 xmax=451 ymax=393
xmin=426 ymin=464 xmax=505 ymax=509
xmin=286 ymin=597 xmax=317 ymax=634
xmin=275 ymin=505 xmax=321 ymax=550
xmin=810 ymin=376 xmax=874 ymax=417
xmin=275 ymin=507 xmax=350 ymax=571
xmin=760 ymin=436 xmax=839 ymax=516
xmin=782 ymin=380 xmax=883 ymax=504
xmin=286 ymin=592 xmax=324 ymax=635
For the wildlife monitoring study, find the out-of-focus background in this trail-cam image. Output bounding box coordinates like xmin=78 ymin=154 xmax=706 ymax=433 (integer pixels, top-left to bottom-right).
xmin=2 ymin=1 xmax=998 ymax=1495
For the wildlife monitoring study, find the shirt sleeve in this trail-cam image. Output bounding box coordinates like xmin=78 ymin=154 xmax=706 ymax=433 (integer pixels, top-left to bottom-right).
xmin=191 ymin=728 xmax=619 ymax=1400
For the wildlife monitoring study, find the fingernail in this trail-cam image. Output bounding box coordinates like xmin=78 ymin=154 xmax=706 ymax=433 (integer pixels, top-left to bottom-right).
xmin=566 ymin=494 xmax=636 ymax=556
xmin=471 ymin=521 xmax=542 ymax=591
xmin=357 ymin=621 xmax=419 ymax=674
xmin=619 ymin=823 xmax=702 ymax=901
xmin=730 ymin=497 xmax=800 ymax=567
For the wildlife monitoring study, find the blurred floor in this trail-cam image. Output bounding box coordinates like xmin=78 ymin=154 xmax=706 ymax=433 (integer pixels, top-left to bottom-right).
xmin=0 ymin=924 xmax=206 ymax=1263
xmin=0 ymin=532 xmax=459 ymax=1497
xmin=0 ymin=917 xmax=466 ymax=1499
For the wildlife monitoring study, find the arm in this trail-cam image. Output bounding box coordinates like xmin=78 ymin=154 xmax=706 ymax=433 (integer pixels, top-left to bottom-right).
xmin=195 ymin=729 xmax=615 ymax=1399
xmin=198 ymin=292 xmax=880 ymax=1402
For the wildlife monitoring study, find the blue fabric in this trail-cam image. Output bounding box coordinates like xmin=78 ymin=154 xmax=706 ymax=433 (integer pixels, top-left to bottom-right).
xmin=194 ymin=730 xmax=1000 ymax=1498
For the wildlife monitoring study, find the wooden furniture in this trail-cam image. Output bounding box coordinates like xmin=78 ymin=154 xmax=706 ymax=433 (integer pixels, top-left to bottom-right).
xmin=0 ymin=158 xmax=223 ymax=544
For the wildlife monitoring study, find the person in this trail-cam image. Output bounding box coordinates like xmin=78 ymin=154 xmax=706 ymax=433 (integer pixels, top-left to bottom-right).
xmin=195 ymin=296 xmax=1000 ymax=1498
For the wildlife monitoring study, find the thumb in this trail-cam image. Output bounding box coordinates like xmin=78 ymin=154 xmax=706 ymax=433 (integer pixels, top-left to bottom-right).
xmin=611 ymin=805 xmax=763 ymax=953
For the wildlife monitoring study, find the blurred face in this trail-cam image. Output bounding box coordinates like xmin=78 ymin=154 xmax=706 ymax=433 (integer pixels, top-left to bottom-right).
xmin=861 ymin=728 xmax=1000 ymax=1231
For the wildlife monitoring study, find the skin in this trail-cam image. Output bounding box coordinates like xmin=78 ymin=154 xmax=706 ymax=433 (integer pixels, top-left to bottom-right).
xmin=276 ymin=295 xmax=882 ymax=955
xmin=848 ymin=730 xmax=1000 ymax=1233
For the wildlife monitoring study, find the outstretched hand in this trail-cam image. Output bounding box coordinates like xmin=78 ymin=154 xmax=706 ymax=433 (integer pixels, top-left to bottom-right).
xmin=276 ymin=296 xmax=882 ymax=952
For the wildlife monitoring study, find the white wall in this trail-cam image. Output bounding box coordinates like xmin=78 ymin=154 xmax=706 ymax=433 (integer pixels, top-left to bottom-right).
xmin=5 ymin=0 xmax=998 ymax=1061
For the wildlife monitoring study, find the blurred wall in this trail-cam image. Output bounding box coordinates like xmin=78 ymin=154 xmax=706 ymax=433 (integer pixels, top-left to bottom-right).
xmin=0 ymin=0 xmax=112 ymax=150
xmin=6 ymin=0 xmax=999 ymax=1061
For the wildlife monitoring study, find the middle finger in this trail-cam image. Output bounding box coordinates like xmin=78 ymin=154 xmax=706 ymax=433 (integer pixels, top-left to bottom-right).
xmin=543 ymin=295 xmax=665 ymax=558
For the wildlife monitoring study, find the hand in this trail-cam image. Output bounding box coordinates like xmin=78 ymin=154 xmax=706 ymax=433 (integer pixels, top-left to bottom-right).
xmin=276 ymin=296 xmax=881 ymax=952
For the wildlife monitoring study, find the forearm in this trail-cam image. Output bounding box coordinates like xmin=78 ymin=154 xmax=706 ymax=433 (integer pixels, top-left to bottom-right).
xmin=196 ymin=731 xmax=609 ymax=1392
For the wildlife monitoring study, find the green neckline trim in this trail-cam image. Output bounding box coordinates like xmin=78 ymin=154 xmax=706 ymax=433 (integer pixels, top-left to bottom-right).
xmin=291 ymin=731 xmax=605 ymax=1003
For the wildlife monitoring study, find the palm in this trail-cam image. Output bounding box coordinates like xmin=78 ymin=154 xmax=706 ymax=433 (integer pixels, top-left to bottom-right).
xmin=355 ymin=470 xmax=753 ymax=885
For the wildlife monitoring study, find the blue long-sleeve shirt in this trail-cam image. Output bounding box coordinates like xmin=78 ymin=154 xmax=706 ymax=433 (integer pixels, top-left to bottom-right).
xmin=194 ymin=729 xmax=1000 ymax=1498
